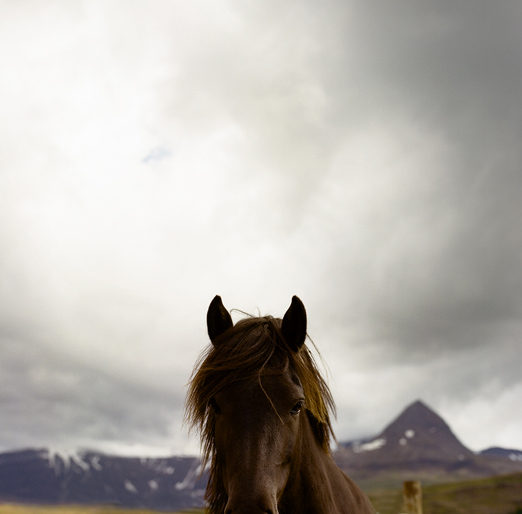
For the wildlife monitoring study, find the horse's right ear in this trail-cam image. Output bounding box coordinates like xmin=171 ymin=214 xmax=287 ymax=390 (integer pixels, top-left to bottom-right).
xmin=281 ymin=296 xmax=307 ymax=352
xmin=207 ymin=295 xmax=233 ymax=344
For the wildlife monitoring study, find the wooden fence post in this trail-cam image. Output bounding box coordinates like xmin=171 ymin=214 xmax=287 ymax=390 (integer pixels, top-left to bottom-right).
xmin=401 ymin=480 xmax=422 ymax=514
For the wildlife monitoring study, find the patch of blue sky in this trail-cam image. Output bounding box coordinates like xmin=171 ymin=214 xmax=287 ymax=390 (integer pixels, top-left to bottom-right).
xmin=142 ymin=147 xmax=172 ymax=164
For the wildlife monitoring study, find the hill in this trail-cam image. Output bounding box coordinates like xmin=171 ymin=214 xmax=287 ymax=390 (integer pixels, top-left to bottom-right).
xmin=481 ymin=447 xmax=522 ymax=461
xmin=0 ymin=449 xmax=206 ymax=511
xmin=335 ymin=400 xmax=522 ymax=486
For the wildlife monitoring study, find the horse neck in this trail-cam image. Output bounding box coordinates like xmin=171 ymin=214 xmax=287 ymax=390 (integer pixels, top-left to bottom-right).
xmin=280 ymin=413 xmax=340 ymax=514
xmin=281 ymin=413 xmax=375 ymax=514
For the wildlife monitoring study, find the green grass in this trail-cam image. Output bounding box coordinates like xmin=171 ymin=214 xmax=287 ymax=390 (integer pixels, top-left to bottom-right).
xmin=366 ymin=472 xmax=522 ymax=514
xmin=0 ymin=507 xmax=205 ymax=514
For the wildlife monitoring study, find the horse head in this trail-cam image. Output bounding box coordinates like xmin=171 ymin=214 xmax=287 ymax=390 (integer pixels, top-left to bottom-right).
xmin=185 ymin=296 xmax=373 ymax=514
xmin=207 ymin=296 xmax=306 ymax=513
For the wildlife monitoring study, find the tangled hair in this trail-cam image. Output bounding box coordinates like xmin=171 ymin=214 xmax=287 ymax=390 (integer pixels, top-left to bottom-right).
xmin=184 ymin=314 xmax=336 ymax=512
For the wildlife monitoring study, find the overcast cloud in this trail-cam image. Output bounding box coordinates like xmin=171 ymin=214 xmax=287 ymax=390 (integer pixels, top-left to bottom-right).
xmin=1 ymin=1 xmax=521 ymax=457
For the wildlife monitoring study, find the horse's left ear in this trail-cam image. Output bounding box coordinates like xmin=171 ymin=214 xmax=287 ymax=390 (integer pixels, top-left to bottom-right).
xmin=281 ymin=296 xmax=307 ymax=352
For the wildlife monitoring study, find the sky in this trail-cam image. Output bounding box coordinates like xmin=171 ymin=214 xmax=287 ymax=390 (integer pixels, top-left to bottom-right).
xmin=1 ymin=1 xmax=522 ymax=458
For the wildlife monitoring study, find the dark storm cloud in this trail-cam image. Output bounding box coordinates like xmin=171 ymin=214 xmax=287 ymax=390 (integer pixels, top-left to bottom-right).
xmin=312 ymin=2 xmax=522 ymax=355
xmin=0 ymin=332 xmax=184 ymax=453
xmin=242 ymin=1 xmax=522 ymax=445
xmin=1 ymin=0 xmax=522 ymax=454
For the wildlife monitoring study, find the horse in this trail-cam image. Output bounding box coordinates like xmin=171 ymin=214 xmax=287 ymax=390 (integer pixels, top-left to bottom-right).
xmin=185 ymin=296 xmax=375 ymax=514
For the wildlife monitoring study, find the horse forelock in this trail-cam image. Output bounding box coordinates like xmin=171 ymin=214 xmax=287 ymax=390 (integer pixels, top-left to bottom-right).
xmin=184 ymin=315 xmax=336 ymax=513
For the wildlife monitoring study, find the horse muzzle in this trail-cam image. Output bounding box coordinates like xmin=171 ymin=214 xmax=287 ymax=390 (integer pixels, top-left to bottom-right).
xmin=225 ymin=497 xmax=279 ymax=514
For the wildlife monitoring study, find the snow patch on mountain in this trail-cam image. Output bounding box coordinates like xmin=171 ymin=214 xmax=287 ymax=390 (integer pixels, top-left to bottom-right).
xmin=140 ymin=458 xmax=175 ymax=474
xmin=399 ymin=430 xmax=416 ymax=446
xmin=353 ymin=438 xmax=386 ymax=453
xmin=124 ymin=480 xmax=138 ymax=493
xmin=175 ymin=459 xmax=202 ymax=491
xmin=90 ymin=455 xmax=102 ymax=471
xmin=42 ymin=447 xmax=90 ymax=474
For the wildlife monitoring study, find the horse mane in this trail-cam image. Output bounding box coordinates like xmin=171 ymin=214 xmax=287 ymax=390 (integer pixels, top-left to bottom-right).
xmin=184 ymin=314 xmax=336 ymax=513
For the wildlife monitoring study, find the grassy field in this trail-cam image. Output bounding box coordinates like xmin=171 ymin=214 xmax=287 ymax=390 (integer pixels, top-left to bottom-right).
xmin=367 ymin=472 xmax=522 ymax=514
xmin=1 ymin=473 xmax=521 ymax=514
xmin=0 ymin=507 xmax=204 ymax=514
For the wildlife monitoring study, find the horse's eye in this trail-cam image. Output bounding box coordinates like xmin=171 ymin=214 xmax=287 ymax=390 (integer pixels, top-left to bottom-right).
xmin=209 ymin=397 xmax=221 ymax=415
xmin=290 ymin=400 xmax=304 ymax=415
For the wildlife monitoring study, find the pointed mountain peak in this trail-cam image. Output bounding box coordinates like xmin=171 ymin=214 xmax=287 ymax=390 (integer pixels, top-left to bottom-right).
xmin=382 ymin=399 xmax=449 ymax=436
xmin=335 ymin=400 xmax=522 ymax=480
xmin=399 ymin=399 xmax=438 ymax=416
xmin=373 ymin=399 xmax=474 ymax=461
xmin=338 ymin=399 xmax=473 ymax=467
xmin=405 ymin=399 xmax=432 ymax=411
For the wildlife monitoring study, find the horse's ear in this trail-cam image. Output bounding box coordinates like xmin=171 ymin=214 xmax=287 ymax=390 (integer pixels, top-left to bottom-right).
xmin=281 ymin=296 xmax=307 ymax=352
xmin=207 ymin=295 xmax=233 ymax=344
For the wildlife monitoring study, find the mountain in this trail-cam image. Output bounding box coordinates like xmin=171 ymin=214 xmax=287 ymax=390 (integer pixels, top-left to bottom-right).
xmin=334 ymin=400 xmax=522 ymax=483
xmin=480 ymin=447 xmax=522 ymax=461
xmin=2 ymin=401 xmax=521 ymax=506
xmin=0 ymin=448 xmax=206 ymax=511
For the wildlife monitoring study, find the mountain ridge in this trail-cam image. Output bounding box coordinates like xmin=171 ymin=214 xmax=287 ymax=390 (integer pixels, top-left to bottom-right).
xmin=1 ymin=400 xmax=521 ymax=506
xmin=0 ymin=448 xmax=206 ymax=510
xmin=334 ymin=399 xmax=522 ymax=483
